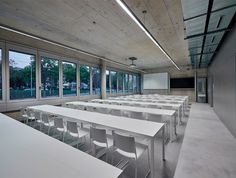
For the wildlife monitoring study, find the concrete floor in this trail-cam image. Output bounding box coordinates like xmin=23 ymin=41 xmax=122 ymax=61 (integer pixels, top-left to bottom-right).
xmin=4 ymin=107 xmax=190 ymax=178
xmin=174 ymin=103 xmax=236 ymax=178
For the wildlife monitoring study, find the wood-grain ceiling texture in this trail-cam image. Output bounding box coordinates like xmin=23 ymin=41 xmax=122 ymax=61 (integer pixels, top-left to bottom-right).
xmin=0 ymin=0 xmax=189 ymax=70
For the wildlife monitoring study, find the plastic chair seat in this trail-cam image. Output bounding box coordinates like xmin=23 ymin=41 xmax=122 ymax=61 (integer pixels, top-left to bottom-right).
xmin=115 ymin=142 xmax=148 ymax=159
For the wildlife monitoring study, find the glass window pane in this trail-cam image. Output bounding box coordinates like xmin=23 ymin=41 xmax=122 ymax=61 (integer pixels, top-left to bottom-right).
xmin=137 ymin=74 xmax=140 ymax=93
xmin=80 ymin=65 xmax=90 ymax=95
xmin=92 ymin=67 xmax=101 ymax=95
xmin=9 ymin=50 xmax=36 ymax=100
xmin=129 ymin=74 xmax=133 ymax=93
xmin=124 ymin=73 xmax=128 ymax=93
xmin=106 ymin=70 xmax=110 ymax=94
xmin=41 ymin=56 xmax=59 ymax=98
xmin=111 ymin=71 xmax=117 ymax=93
xmin=118 ymin=72 xmax=123 ymax=93
xmin=0 ymin=49 xmax=2 ymax=100
xmin=133 ymin=75 xmax=137 ymax=94
xmin=62 ymin=61 xmax=77 ymax=96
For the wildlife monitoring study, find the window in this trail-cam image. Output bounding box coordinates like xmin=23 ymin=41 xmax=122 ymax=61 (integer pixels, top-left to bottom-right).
xmin=62 ymin=61 xmax=77 ymax=96
xmin=133 ymin=75 xmax=137 ymax=93
xmin=124 ymin=73 xmax=128 ymax=93
xmin=111 ymin=71 xmax=117 ymax=93
xmin=0 ymin=49 xmax=2 ymax=100
xmin=129 ymin=74 xmax=133 ymax=93
xmin=80 ymin=65 xmax=90 ymax=95
xmin=9 ymin=50 xmax=36 ymax=100
xmin=41 ymin=56 xmax=59 ymax=98
xmin=92 ymin=67 xmax=101 ymax=95
xmin=106 ymin=70 xmax=110 ymax=94
xmin=118 ymin=72 xmax=123 ymax=93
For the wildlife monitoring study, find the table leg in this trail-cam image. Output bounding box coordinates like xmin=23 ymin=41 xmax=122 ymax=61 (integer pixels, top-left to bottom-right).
xmin=162 ymin=126 xmax=165 ymax=161
xmin=149 ymin=138 xmax=155 ymax=178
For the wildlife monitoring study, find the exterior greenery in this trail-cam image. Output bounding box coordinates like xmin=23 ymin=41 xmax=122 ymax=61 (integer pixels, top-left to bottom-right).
xmin=80 ymin=65 xmax=90 ymax=95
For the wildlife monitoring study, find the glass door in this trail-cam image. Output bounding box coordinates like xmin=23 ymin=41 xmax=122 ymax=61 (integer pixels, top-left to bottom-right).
xmin=197 ymin=77 xmax=207 ymax=103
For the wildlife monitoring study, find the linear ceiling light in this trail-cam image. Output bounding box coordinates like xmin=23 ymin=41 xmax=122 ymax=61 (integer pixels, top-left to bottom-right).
xmin=0 ymin=24 xmax=145 ymax=73
xmin=116 ymin=0 xmax=180 ymax=70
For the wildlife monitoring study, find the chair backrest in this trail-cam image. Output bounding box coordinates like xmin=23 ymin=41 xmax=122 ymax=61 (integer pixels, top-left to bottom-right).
xmin=162 ymin=106 xmax=173 ymax=110
xmin=90 ymin=127 xmax=107 ymax=144
xmin=110 ymin=109 xmax=123 ymax=116
xmin=147 ymin=104 xmax=161 ymax=109
xmin=96 ymin=107 xmax=110 ymax=114
xmin=103 ymin=101 xmax=109 ymax=104
xmin=67 ymin=121 xmax=78 ymax=134
xmin=54 ymin=117 xmax=64 ymax=129
xmin=113 ymin=132 xmax=136 ymax=155
xmin=129 ymin=111 xmax=144 ymax=120
xmin=34 ymin=111 xmax=41 ymax=120
xmin=86 ymin=106 xmax=95 ymax=112
xmin=121 ymin=102 xmax=130 ymax=106
xmin=146 ymin=113 xmax=163 ymax=122
xmin=75 ymin=104 xmax=85 ymax=110
xmin=41 ymin=113 xmax=49 ymax=123
xmin=26 ymin=109 xmax=32 ymax=117
xmin=20 ymin=107 xmax=26 ymax=116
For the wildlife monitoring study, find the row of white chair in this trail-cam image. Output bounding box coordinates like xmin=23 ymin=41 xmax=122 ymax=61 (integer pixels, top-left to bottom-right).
xmin=21 ymin=108 xmax=150 ymax=178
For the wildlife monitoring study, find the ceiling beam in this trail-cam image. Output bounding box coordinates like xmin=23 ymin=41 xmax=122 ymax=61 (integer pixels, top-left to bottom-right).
xmin=183 ymin=4 xmax=236 ymax=22
xmin=199 ymin=0 xmax=214 ymax=68
xmin=184 ymin=28 xmax=231 ymax=40
xmin=188 ymin=43 xmax=218 ymax=50
xmin=189 ymin=51 xmax=215 ymax=56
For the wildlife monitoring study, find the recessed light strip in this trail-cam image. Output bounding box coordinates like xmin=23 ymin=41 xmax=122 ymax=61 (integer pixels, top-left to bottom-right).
xmin=116 ymin=0 xmax=180 ymax=70
xmin=0 ymin=24 xmax=145 ymax=73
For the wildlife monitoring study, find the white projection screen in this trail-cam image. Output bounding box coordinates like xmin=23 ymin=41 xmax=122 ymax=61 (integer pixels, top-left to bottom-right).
xmin=143 ymin=73 xmax=169 ymax=89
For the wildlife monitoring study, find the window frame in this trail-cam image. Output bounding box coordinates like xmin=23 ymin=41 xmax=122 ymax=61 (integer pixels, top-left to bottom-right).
xmin=6 ymin=44 xmax=38 ymax=102
xmin=39 ymin=52 xmax=61 ymax=99
xmin=62 ymin=60 xmax=77 ymax=97
xmin=0 ymin=42 xmax=4 ymax=102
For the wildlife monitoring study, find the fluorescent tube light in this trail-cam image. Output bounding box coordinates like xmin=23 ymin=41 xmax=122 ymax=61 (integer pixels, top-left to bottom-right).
xmin=116 ymin=0 xmax=180 ymax=70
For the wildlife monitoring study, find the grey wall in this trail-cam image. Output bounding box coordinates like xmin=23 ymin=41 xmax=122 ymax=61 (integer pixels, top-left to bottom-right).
xmin=208 ymin=22 xmax=236 ymax=138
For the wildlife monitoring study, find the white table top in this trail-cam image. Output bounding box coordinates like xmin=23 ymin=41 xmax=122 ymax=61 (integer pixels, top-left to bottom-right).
xmin=108 ymin=98 xmax=185 ymax=104
xmin=67 ymin=101 xmax=176 ymax=117
xmin=92 ymin=99 xmax=181 ymax=109
xmin=29 ymin=105 xmax=164 ymax=138
xmin=0 ymin=113 xmax=122 ymax=178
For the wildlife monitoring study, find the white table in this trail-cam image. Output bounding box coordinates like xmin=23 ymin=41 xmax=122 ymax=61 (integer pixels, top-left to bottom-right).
xmin=29 ymin=105 xmax=165 ymax=178
xmin=110 ymin=97 xmax=186 ymax=116
xmin=0 ymin=113 xmax=122 ymax=178
xmin=66 ymin=101 xmax=177 ymax=141
xmin=91 ymin=99 xmax=183 ymax=125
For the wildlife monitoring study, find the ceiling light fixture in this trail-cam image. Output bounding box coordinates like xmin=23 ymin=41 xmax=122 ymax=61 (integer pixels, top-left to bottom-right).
xmin=115 ymin=0 xmax=180 ymax=70
xmin=129 ymin=57 xmax=137 ymax=68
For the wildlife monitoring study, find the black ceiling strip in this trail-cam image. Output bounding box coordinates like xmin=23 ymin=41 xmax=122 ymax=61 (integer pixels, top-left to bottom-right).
xmin=216 ymin=16 xmax=223 ymax=28
xmin=208 ymin=13 xmax=236 ymax=66
xmin=199 ymin=0 xmax=214 ymax=68
xmin=184 ymin=27 xmax=230 ymax=40
xmin=183 ymin=3 xmax=236 ymax=21
xmin=188 ymin=43 xmax=219 ymax=50
xmin=189 ymin=51 xmax=215 ymax=56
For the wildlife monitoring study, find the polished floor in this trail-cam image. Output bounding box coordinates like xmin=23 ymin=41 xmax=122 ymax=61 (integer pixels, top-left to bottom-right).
xmin=174 ymin=103 xmax=236 ymax=178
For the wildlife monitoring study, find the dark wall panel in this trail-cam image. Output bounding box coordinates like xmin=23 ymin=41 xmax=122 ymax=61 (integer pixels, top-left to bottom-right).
xmin=208 ymin=23 xmax=236 ymax=137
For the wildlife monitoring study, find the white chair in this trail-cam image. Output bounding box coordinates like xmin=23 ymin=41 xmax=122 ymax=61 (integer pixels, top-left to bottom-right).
xmin=110 ymin=109 xmax=123 ymax=117
xmin=74 ymin=104 xmax=85 ymax=110
xmin=162 ymin=105 xmax=173 ymax=110
xmin=20 ymin=107 xmax=28 ymax=123
xmin=90 ymin=127 xmax=113 ymax=161
xmin=147 ymin=113 xmax=169 ymax=140
xmin=41 ymin=113 xmax=53 ymax=135
xmin=129 ymin=111 xmax=145 ymax=120
xmin=64 ymin=121 xmax=89 ymax=148
xmin=112 ymin=132 xmax=150 ymax=178
xmin=146 ymin=104 xmax=161 ymax=109
xmin=86 ymin=106 xmax=95 ymax=112
xmin=95 ymin=107 xmax=110 ymax=114
xmin=53 ymin=117 xmax=65 ymax=140
xmin=25 ymin=109 xmax=35 ymax=126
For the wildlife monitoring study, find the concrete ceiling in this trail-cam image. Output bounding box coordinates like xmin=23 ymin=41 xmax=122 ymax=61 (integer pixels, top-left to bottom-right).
xmin=0 ymin=0 xmax=189 ymax=70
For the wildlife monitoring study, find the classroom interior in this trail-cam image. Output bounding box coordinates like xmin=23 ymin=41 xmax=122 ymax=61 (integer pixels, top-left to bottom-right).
xmin=0 ymin=0 xmax=236 ymax=178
